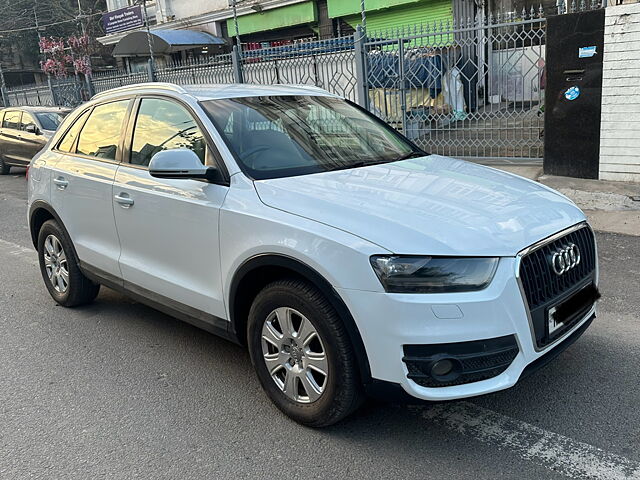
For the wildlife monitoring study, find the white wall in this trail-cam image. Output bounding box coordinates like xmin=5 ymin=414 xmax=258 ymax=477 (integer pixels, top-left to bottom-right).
xmin=167 ymin=0 xmax=230 ymax=22
xmin=599 ymin=2 xmax=640 ymax=182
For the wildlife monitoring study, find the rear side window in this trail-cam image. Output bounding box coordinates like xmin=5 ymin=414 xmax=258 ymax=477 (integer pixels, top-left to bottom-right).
xmin=77 ymin=100 xmax=130 ymax=160
xmin=2 ymin=111 xmax=21 ymax=130
xmin=130 ymin=98 xmax=206 ymax=167
xmin=58 ymin=110 xmax=90 ymax=153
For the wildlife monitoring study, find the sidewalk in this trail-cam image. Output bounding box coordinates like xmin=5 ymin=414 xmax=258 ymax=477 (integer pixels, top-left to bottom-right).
xmin=494 ymin=165 xmax=640 ymax=236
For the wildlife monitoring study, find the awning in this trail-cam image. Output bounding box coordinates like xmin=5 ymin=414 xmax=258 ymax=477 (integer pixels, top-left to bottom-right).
xmin=112 ymin=29 xmax=226 ymax=57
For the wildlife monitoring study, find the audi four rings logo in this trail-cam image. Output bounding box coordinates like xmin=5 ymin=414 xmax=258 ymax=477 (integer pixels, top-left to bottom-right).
xmin=551 ymin=243 xmax=581 ymax=275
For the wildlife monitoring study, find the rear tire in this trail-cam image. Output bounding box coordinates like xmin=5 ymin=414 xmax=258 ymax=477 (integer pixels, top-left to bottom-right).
xmin=0 ymin=155 xmax=10 ymax=175
xmin=37 ymin=219 xmax=100 ymax=307
xmin=248 ymin=278 xmax=363 ymax=427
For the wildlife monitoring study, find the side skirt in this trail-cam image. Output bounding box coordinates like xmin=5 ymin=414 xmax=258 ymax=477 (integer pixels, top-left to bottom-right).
xmin=79 ymin=261 xmax=240 ymax=345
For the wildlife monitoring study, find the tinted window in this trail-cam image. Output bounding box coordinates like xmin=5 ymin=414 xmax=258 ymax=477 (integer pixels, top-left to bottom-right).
xmin=58 ymin=110 xmax=90 ymax=153
xmin=21 ymin=112 xmax=37 ymax=131
xmin=77 ymin=100 xmax=130 ymax=160
xmin=201 ymin=96 xmax=419 ymax=180
xmin=2 ymin=111 xmax=21 ymax=130
xmin=130 ymin=98 xmax=206 ymax=167
xmin=36 ymin=112 xmax=66 ymax=131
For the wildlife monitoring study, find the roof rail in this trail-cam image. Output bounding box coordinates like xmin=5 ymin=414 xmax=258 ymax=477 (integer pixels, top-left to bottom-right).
xmin=91 ymin=82 xmax=188 ymax=100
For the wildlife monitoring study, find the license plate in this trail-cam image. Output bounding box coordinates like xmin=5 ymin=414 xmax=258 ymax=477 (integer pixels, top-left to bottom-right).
xmin=547 ymin=283 xmax=600 ymax=337
xmin=547 ymin=306 xmax=564 ymax=335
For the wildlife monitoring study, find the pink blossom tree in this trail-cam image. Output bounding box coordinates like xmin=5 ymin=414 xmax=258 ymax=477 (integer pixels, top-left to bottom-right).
xmin=39 ymin=34 xmax=92 ymax=78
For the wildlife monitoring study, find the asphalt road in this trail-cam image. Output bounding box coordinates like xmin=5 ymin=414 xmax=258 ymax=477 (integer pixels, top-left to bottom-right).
xmin=1 ymin=170 xmax=639 ymax=480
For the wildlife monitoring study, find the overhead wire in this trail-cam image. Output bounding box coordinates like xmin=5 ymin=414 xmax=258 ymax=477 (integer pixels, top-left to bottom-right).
xmin=0 ymin=10 xmax=104 ymax=35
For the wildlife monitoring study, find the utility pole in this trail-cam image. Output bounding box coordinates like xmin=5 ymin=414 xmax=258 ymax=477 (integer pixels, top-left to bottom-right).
xmin=34 ymin=5 xmax=54 ymax=105
xmin=141 ymin=0 xmax=156 ymax=81
xmin=230 ymin=0 xmax=242 ymax=48
xmin=228 ymin=0 xmax=244 ymax=83
xmin=0 ymin=61 xmax=8 ymax=107
xmin=360 ymin=0 xmax=366 ymax=34
xmin=34 ymin=6 xmax=42 ymax=41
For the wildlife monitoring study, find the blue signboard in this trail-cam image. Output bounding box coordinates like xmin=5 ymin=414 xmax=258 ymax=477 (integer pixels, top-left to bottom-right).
xmin=102 ymin=5 xmax=144 ymax=35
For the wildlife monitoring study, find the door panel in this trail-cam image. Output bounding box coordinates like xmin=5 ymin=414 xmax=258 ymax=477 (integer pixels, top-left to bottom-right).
xmin=50 ymin=156 xmax=122 ymax=277
xmin=113 ymin=165 xmax=227 ymax=317
xmin=49 ymin=100 xmax=131 ymax=278
xmin=19 ymin=112 xmax=47 ymax=163
xmin=1 ymin=111 xmax=23 ymax=164
xmin=113 ymin=96 xmax=228 ymax=319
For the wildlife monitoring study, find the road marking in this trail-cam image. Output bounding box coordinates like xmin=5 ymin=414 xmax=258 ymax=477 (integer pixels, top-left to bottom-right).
xmin=417 ymin=401 xmax=640 ymax=480
xmin=0 ymin=238 xmax=38 ymax=267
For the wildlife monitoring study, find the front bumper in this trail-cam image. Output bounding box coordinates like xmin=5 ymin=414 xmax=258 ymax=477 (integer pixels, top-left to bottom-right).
xmin=337 ymin=257 xmax=596 ymax=401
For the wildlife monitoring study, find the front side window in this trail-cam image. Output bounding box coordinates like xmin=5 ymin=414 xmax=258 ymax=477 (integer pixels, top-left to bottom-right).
xmin=2 ymin=111 xmax=21 ymax=130
xmin=200 ymin=95 xmax=420 ymax=180
xmin=130 ymin=98 xmax=206 ymax=167
xmin=77 ymin=100 xmax=130 ymax=160
xmin=20 ymin=112 xmax=37 ymax=131
xmin=58 ymin=110 xmax=90 ymax=153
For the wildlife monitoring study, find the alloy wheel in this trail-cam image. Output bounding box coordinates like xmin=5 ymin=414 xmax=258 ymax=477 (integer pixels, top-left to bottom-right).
xmin=43 ymin=234 xmax=69 ymax=294
xmin=261 ymin=307 xmax=328 ymax=404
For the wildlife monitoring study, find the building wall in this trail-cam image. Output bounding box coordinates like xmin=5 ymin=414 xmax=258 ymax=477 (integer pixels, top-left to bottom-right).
xmin=226 ymin=1 xmax=317 ymax=36
xmin=98 ymin=0 xmax=310 ymax=45
xmin=599 ymin=2 xmax=640 ymax=182
xmin=104 ymin=0 xmax=232 ymax=22
xmin=169 ymin=0 xmax=229 ymax=21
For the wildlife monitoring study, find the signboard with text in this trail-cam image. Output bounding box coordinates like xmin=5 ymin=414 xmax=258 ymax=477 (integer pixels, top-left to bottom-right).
xmin=102 ymin=5 xmax=144 ymax=35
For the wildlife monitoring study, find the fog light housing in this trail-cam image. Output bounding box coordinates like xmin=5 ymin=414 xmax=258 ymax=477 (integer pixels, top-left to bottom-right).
xmin=403 ymin=335 xmax=520 ymax=388
xmin=430 ymin=357 xmax=461 ymax=382
xmin=431 ymin=359 xmax=454 ymax=377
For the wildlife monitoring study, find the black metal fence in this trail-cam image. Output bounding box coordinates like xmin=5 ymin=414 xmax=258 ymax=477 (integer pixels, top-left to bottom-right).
xmin=363 ymin=13 xmax=547 ymax=159
xmin=0 ymin=6 xmax=601 ymax=161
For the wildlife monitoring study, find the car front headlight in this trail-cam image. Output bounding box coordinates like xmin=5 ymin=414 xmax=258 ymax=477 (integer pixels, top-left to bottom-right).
xmin=370 ymin=255 xmax=499 ymax=293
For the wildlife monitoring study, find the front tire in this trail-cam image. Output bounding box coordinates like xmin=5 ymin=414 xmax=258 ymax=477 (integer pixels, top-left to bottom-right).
xmin=248 ymin=279 xmax=363 ymax=427
xmin=37 ymin=219 xmax=100 ymax=307
xmin=0 ymin=155 xmax=10 ymax=175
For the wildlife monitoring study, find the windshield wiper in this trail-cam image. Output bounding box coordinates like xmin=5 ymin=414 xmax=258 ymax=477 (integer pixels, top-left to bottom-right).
xmin=390 ymin=150 xmax=426 ymax=162
xmin=331 ymin=150 xmax=426 ymax=172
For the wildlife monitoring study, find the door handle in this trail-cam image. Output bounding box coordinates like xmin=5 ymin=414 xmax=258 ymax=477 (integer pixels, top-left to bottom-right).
xmin=53 ymin=177 xmax=68 ymax=190
xmin=114 ymin=193 xmax=134 ymax=208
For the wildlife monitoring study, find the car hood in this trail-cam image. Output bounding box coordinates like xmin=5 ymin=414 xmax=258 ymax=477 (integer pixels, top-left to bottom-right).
xmin=253 ymin=155 xmax=587 ymax=256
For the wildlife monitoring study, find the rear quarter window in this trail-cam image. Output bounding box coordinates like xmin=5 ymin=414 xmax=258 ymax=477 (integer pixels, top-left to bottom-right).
xmin=57 ymin=110 xmax=90 ymax=153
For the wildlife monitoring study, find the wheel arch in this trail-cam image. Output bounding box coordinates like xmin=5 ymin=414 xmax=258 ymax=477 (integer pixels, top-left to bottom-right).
xmin=229 ymin=254 xmax=372 ymax=384
xmin=29 ymin=201 xmax=74 ymax=254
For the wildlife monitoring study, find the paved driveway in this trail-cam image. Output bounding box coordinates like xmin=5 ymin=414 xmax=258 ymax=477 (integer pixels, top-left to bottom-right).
xmin=1 ymin=171 xmax=639 ymax=479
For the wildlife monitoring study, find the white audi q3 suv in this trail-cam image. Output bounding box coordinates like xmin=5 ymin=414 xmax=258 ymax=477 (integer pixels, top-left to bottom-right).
xmin=27 ymin=83 xmax=599 ymax=426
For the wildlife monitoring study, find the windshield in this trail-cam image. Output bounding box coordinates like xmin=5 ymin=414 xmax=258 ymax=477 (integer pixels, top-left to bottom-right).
xmin=200 ymin=95 xmax=422 ymax=180
xmin=35 ymin=112 xmax=66 ymax=131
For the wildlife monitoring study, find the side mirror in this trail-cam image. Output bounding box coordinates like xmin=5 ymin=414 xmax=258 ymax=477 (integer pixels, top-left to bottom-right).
xmin=148 ymin=149 xmax=221 ymax=182
xmin=25 ymin=124 xmax=39 ymax=134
